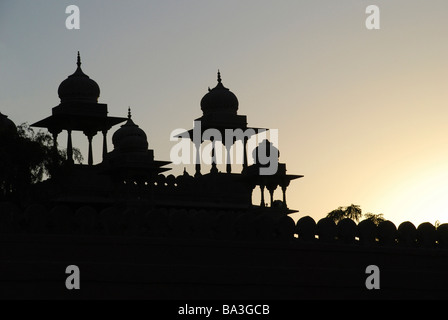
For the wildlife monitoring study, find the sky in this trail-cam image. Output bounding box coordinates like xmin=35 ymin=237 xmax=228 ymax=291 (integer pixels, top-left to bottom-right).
xmin=2 ymin=0 xmax=448 ymax=226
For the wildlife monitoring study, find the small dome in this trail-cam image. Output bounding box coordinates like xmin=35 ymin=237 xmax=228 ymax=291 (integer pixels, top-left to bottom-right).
xmin=58 ymin=52 xmax=100 ymax=104
xmin=252 ymin=139 xmax=280 ymax=165
xmin=0 ymin=112 xmax=18 ymax=138
xmin=200 ymin=71 xmax=239 ymax=116
xmin=112 ymin=109 xmax=148 ymax=152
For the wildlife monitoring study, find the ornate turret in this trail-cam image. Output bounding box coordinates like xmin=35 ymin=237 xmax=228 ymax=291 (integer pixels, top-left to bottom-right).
xmin=104 ymin=108 xmax=171 ymax=185
xmin=200 ymin=71 xmax=239 ymax=116
xmin=32 ymin=52 xmax=127 ymax=166
xmin=58 ymin=52 xmax=100 ymax=104
xmin=112 ymin=108 xmax=149 ymax=153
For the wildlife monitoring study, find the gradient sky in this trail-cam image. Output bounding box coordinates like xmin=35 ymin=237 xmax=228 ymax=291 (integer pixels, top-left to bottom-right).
xmin=2 ymin=0 xmax=448 ymax=226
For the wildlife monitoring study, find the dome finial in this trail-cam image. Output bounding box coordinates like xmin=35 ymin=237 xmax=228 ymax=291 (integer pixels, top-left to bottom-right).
xmin=77 ymin=51 xmax=81 ymax=68
xmin=128 ymin=107 xmax=132 ymax=119
xmin=217 ymin=69 xmax=222 ymax=83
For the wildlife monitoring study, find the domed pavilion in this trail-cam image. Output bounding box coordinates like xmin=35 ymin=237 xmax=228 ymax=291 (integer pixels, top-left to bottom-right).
xmin=178 ymin=71 xmax=266 ymax=176
xmin=32 ymin=52 xmax=127 ymax=165
xmin=102 ymin=108 xmax=171 ymax=184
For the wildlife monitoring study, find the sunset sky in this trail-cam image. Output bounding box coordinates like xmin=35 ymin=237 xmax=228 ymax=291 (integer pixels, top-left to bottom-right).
xmin=2 ymin=0 xmax=448 ymax=226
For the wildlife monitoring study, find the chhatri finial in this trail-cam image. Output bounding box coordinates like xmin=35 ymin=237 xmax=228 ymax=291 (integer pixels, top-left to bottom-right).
xmin=128 ymin=107 xmax=132 ymax=119
xmin=77 ymin=51 xmax=81 ymax=68
xmin=217 ymin=69 xmax=222 ymax=83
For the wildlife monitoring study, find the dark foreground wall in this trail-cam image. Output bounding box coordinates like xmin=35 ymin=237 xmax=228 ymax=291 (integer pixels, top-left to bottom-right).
xmin=2 ymin=202 xmax=448 ymax=299
xmin=2 ymin=234 xmax=448 ymax=300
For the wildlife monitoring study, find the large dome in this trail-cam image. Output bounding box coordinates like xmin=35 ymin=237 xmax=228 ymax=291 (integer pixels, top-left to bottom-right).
xmin=200 ymin=71 xmax=239 ymax=116
xmin=112 ymin=109 xmax=148 ymax=152
xmin=58 ymin=52 xmax=100 ymax=104
xmin=0 ymin=112 xmax=18 ymax=138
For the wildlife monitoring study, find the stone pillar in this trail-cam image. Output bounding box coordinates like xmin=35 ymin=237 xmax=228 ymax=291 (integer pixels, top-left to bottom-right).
xmin=51 ymin=131 xmax=59 ymax=152
xmin=226 ymin=143 xmax=232 ymax=174
xmin=210 ymin=138 xmax=218 ymax=174
xmin=267 ymin=185 xmax=277 ymax=207
xmin=67 ymin=129 xmax=74 ymax=164
xmin=281 ymin=185 xmax=287 ymax=208
xmin=260 ymin=185 xmax=266 ymax=207
xmin=194 ymin=140 xmax=201 ymax=177
xmin=243 ymin=136 xmax=248 ymax=169
xmin=87 ymin=135 xmax=93 ymax=166
xmin=102 ymin=130 xmax=108 ymax=160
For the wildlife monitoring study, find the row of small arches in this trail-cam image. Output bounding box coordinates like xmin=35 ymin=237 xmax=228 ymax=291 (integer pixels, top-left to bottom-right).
xmin=0 ymin=202 xmax=447 ymax=248
xmin=297 ymin=216 xmax=448 ymax=248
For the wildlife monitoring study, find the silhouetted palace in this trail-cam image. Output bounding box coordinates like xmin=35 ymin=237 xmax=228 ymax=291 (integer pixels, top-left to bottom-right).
xmin=1 ymin=54 xmax=448 ymax=299
xmin=29 ymin=53 xmax=300 ymax=214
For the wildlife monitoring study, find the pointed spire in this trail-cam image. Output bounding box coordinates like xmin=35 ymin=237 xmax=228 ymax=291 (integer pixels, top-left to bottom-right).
xmin=217 ymin=69 xmax=222 ymax=83
xmin=128 ymin=107 xmax=132 ymax=119
xmin=77 ymin=51 xmax=81 ymax=68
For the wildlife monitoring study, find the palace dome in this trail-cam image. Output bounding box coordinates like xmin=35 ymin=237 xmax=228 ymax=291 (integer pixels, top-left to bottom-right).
xmin=200 ymin=71 xmax=239 ymax=116
xmin=0 ymin=112 xmax=18 ymax=138
xmin=112 ymin=109 xmax=148 ymax=152
xmin=58 ymin=52 xmax=100 ymax=104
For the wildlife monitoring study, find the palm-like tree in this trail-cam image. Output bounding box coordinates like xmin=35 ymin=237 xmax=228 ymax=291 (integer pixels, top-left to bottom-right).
xmin=345 ymin=204 xmax=362 ymax=222
xmin=363 ymin=213 xmax=385 ymax=226
xmin=327 ymin=207 xmax=346 ymax=224
xmin=326 ymin=204 xmax=363 ymax=223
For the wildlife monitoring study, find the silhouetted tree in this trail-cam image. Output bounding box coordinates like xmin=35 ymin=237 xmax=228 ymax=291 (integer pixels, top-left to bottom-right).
xmin=327 ymin=207 xmax=346 ymax=224
xmin=363 ymin=213 xmax=385 ymax=226
xmin=0 ymin=123 xmax=82 ymax=201
xmin=344 ymin=204 xmax=362 ymax=222
xmin=326 ymin=204 xmax=363 ymax=223
xmin=327 ymin=205 xmax=387 ymax=225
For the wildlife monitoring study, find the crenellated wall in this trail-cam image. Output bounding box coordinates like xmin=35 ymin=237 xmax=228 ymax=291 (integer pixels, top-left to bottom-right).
xmin=2 ymin=201 xmax=448 ymax=299
xmin=1 ymin=201 xmax=447 ymax=248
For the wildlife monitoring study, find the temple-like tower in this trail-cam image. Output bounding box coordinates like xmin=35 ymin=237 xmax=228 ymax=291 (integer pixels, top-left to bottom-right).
xmin=246 ymin=139 xmax=302 ymax=210
xmin=179 ymin=71 xmax=264 ymax=176
xmin=177 ymin=71 xmax=302 ymax=213
xmin=103 ymin=108 xmax=171 ymax=183
xmin=32 ymin=52 xmax=127 ymax=165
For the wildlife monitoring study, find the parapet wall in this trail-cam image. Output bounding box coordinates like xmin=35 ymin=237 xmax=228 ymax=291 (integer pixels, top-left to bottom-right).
xmin=2 ymin=201 xmax=448 ymax=299
xmin=1 ymin=201 xmax=447 ymax=249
